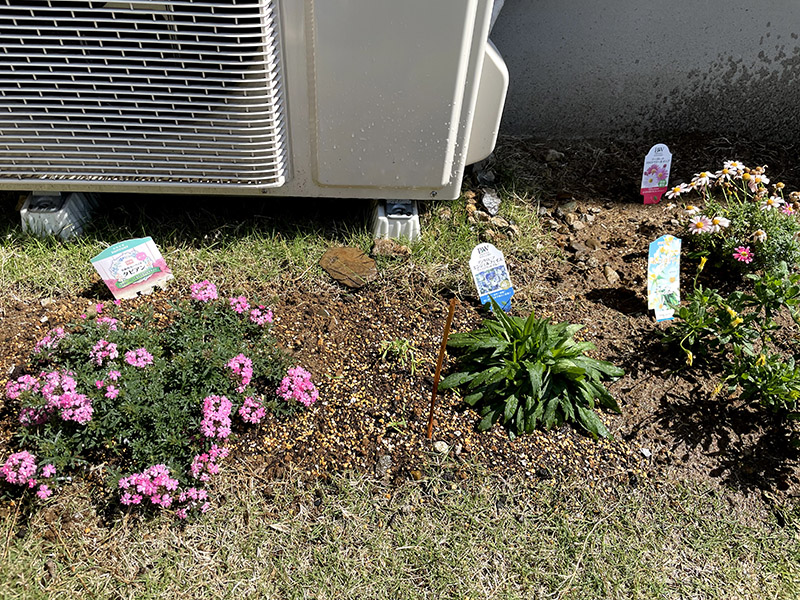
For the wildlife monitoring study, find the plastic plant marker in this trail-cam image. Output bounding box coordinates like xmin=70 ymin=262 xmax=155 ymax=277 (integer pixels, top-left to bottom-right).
xmin=469 ymin=242 xmax=514 ymax=312
xmin=641 ymin=144 xmax=672 ymax=205
xmin=90 ymin=237 xmax=173 ymax=300
xmin=648 ymin=235 xmax=681 ymax=321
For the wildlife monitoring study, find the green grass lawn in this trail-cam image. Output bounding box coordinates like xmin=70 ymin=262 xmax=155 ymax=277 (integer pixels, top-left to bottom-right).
xmin=3 ymin=464 xmax=798 ymax=600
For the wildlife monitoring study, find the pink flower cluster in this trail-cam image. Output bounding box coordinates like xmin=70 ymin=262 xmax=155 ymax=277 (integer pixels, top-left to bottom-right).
xmin=277 ymin=366 xmax=319 ymax=407
xmin=201 ymin=395 xmax=232 ymax=439
xmin=125 ymin=347 xmax=154 ymax=368
xmin=249 ymin=306 xmax=274 ymax=327
xmin=90 ymin=339 xmax=118 ymax=366
xmin=33 ymin=327 xmax=67 ymax=355
xmin=1 ymin=451 xmax=56 ymax=500
xmin=190 ymin=280 xmax=218 ymax=302
xmin=230 ymin=295 xmax=249 ymax=314
xmin=190 ymin=444 xmax=229 ymax=482
xmin=118 ymin=464 xmax=179 ymax=507
xmin=238 ymin=396 xmax=266 ymax=424
xmin=96 ymin=316 xmax=118 ymax=331
xmin=227 ymin=354 xmax=253 ymax=393
xmin=175 ymin=487 xmax=211 ymax=519
xmin=10 ymin=371 xmax=93 ymax=426
xmin=6 ymin=374 xmax=40 ymax=400
xmin=95 ymin=370 xmax=122 ymax=400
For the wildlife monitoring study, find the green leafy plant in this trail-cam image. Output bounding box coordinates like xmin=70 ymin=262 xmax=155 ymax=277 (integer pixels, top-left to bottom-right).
xmin=440 ymin=299 xmax=624 ymax=439
xmin=379 ymin=337 xmax=422 ymax=376
xmin=664 ymin=260 xmax=800 ymax=418
xmin=3 ymin=282 xmax=318 ymax=518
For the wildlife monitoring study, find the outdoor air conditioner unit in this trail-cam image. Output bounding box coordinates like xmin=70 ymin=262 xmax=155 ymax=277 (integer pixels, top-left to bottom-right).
xmin=0 ymin=0 xmax=508 ymax=201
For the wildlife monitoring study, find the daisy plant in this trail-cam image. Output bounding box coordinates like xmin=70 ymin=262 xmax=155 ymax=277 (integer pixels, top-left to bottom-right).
xmin=670 ymin=161 xmax=800 ymax=277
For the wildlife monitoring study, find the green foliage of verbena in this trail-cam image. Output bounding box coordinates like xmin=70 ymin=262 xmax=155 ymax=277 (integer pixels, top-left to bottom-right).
xmin=15 ymin=294 xmax=290 ymax=489
xmin=440 ymin=298 xmax=624 ymax=439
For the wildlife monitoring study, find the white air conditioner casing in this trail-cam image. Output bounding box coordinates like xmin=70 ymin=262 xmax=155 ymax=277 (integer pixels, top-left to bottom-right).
xmin=0 ymin=0 xmax=508 ymax=200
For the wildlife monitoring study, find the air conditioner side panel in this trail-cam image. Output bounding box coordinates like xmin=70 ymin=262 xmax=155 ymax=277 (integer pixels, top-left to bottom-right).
xmin=308 ymin=0 xmax=484 ymax=192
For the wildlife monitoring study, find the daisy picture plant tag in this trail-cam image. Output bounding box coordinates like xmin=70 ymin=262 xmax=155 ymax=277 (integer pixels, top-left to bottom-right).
xmin=647 ymin=235 xmax=681 ymax=321
xmin=469 ymin=242 xmax=514 ymax=312
xmin=640 ymin=143 xmax=672 ymax=205
xmin=90 ymin=237 xmax=174 ymax=300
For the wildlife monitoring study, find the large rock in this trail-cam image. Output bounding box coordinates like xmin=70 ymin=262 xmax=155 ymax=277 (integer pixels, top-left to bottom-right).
xmin=319 ymin=247 xmax=378 ymax=288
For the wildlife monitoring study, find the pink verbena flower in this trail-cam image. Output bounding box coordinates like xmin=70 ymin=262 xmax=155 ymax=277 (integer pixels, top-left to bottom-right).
xmin=6 ymin=374 xmax=40 ymax=400
xmin=108 ymin=370 xmax=121 ymax=381
xmin=238 ymin=397 xmax=266 ymax=424
xmin=200 ymin=395 xmax=233 ymax=439
xmin=57 ymin=392 xmax=93 ymax=424
xmin=33 ymin=327 xmax=67 ymax=355
xmin=96 ymin=316 xmax=118 ymax=331
xmin=277 ymin=366 xmax=319 ymax=407
xmin=36 ymin=484 xmax=52 ymax=500
xmin=733 ymin=246 xmax=754 ymax=264
xmin=1 ymin=451 xmax=37 ymax=486
xmin=105 ymin=385 xmax=119 ymax=400
xmin=229 ymin=296 xmax=250 ymax=314
xmin=190 ymin=444 xmax=229 ymax=482
xmin=124 ymin=348 xmax=153 ymax=368
xmin=249 ymin=306 xmax=274 ymax=326
xmin=227 ymin=354 xmax=253 ymax=393
xmin=190 ymin=280 xmax=218 ymax=302
xmin=41 ymin=464 xmax=56 ymax=478
xmin=90 ymin=339 xmax=118 ymax=366
xmin=118 ymin=464 xmax=178 ymax=508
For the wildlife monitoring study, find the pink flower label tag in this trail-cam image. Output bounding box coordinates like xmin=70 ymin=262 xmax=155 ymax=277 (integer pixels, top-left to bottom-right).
xmin=90 ymin=237 xmax=173 ymax=300
xmin=640 ymin=144 xmax=672 ymax=205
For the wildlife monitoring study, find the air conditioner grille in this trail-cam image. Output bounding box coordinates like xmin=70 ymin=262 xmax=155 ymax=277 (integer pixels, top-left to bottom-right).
xmin=0 ymin=0 xmax=288 ymax=189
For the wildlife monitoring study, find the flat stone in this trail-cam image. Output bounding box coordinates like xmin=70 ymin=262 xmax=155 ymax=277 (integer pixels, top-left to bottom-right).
xmin=473 ymin=210 xmax=491 ymax=222
xmin=371 ymin=238 xmax=410 ymax=258
xmin=433 ymin=441 xmax=449 ymax=454
xmin=564 ymin=212 xmax=579 ymax=225
xmin=556 ymin=201 xmax=578 ymax=218
xmin=375 ymin=454 xmax=393 ymax=479
xmin=476 ymin=169 xmax=497 ymax=186
xmin=570 ymin=221 xmax=585 ymax=231
xmin=604 ymin=265 xmax=620 ymax=285
xmin=545 ymin=148 xmax=565 ymax=163
xmin=585 ymin=238 xmax=602 ymax=251
xmin=586 ymin=256 xmax=600 ymax=268
xmin=490 ymin=215 xmax=509 ymax=229
xmin=319 ymin=247 xmax=378 ymax=289
xmin=481 ymin=188 xmax=502 ymax=215
xmin=583 ymin=213 xmax=595 ymax=223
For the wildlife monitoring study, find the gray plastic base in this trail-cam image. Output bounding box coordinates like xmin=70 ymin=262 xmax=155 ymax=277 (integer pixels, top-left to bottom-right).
xmin=20 ymin=192 xmax=98 ymax=240
xmin=371 ymin=200 xmax=421 ymax=241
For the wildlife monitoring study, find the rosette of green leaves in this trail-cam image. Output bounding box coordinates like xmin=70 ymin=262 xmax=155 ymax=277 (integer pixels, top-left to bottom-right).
xmin=440 ymin=299 xmax=624 ymax=439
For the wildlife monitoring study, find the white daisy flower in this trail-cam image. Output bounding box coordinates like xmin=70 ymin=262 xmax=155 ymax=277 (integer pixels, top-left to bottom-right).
xmin=709 ymin=216 xmax=730 ymax=232
xmin=665 ymin=183 xmax=689 ymax=200
xmin=760 ymin=195 xmax=785 ymax=211
xmin=684 ymin=204 xmax=702 ymax=216
xmin=691 ymin=171 xmax=717 ymax=188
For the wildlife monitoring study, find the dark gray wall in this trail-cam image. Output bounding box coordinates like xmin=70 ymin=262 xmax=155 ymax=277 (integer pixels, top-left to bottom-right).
xmin=491 ymin=0 xmax=800 ymax=139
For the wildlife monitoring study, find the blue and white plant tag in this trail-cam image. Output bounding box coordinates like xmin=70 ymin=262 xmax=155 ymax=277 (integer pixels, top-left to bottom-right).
xmin=647 ymin=235 xmax=681 ymax=321
xmin=91 ymin=237 xmax=173 ymax=300
xmin=469 ymin=242 xmax=514 ymax=312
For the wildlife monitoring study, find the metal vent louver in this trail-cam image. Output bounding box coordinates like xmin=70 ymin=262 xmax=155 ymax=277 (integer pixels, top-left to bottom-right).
xmin=0 ymin=0 xmax=288 ymax=190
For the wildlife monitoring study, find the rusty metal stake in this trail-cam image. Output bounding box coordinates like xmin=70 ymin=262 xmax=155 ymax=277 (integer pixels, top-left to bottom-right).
xmin=427 ymin=297 xmax=457 ymax=439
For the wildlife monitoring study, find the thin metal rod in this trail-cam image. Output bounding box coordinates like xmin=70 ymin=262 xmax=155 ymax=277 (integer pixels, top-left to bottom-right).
xmin=427 ymin=297 xmax=457 ymax=440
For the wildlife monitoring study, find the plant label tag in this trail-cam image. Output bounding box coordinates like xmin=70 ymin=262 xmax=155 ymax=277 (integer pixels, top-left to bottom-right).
xmin=469 ymin=243 xmax=514 ymax=312
xmin=647 ymin=235 xmax=681 ymax=321
xmin=640 ymin=144 xmax=672 ymax=205
xmin=90 ymin=237 xmax=173 ymax=300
